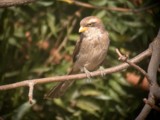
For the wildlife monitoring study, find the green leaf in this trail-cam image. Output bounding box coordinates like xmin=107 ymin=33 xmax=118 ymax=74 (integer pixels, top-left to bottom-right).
xmin=53 ymin=98 xmax=66 ymax=108
xmin=8 ymin=38 xmax=21 ymax=48
xmin=37 ymin=1 xmax=54 ymax=6
xmin=76 ymin=100 xmax=100 ymax=117
xmin=80 ymin=89 xmax=102 ymax=96
xmin=47 ymin=13 xmax=57 ymax=37
xmin=89 ymin=0 xmax=107 ymax=6
xmin=69 ymin=34 xmax=79 ymax=41
xmin=12 ymin=100 xmax=36 ymax=120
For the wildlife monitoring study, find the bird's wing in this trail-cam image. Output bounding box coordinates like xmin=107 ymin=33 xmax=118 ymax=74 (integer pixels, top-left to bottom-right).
xmin=72 ymin=34 xmax=83 ymax=62
xmin=98 ymin=32 xmax=110 ymax=65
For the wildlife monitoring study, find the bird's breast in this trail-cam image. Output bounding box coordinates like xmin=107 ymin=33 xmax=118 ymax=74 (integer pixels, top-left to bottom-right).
xmin=76 ymin=36 xmax=106 ymax=71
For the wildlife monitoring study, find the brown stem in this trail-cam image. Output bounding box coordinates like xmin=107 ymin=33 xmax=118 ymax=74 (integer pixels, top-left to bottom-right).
xmin=60 ymin=0 xmax=159 ymax=12
xmin=116 ymin=48 xmax=151 ymax=83
xmin=28 ymin=82 xmax=34 ymax=104
xmin=0 ymin=0 xmax=35 ymax=8
xmin=136 ymin=29 xmax=160 ymax=120
xmin=143 ymin=98 xmax=160 ymax=112
xmin=0 ymin=48 xmax=151 ymax=91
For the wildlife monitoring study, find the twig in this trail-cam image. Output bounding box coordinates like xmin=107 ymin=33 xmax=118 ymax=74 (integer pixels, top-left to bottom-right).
xmin=116 ymin=48 xmax=151 ymax=83
xmin=59 ymin=0 xmax=159 ymax=13
xmin=0 ymin=0 xmax=35 ymax=8
xmin=28 ymin=82 xmax=34 ymax=104
xmin=0 ymin=48 xmax=151 ymax=91
xmin=143 ymin=98 xmax=160 ymax=112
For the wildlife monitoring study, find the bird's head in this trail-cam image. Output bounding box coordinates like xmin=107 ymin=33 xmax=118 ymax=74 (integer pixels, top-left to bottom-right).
xmin=79 ymin=16 xmax=104 ymax=35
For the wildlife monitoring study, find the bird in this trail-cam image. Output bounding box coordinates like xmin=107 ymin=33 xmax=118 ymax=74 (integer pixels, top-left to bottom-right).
xmin=44 ymin=16 xmax=110 ymax=99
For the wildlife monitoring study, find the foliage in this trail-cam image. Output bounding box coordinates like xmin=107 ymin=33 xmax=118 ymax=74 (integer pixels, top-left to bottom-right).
xmin=0 ymin=0 xmax=160 ymax=120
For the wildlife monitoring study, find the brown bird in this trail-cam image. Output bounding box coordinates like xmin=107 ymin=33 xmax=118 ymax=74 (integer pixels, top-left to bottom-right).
xmin=44 ymin=16 xmax=110 ymax=99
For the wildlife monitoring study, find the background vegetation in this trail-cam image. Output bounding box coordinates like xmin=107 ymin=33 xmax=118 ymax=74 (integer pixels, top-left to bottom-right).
xmin=0 ymin=0 xmax=160 ymax=119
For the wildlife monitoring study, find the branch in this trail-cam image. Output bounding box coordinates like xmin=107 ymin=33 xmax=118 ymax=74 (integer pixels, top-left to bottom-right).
xmin=143 ymin=98 xmax=160 ymax=112
xmin=136 ymin=29 xmax=160 ymax=120
xmin=116 ymin=48 xmax=151 ymax=83
xmin=59 ymin=0 xmax=159 ymax=12
xmin=28 ymin=82 xmax=34 ymax=104
xmin=0 ymin=0 xmax=36 ymax=8
xmin=0 ymin=48 xmax=151 ymax=91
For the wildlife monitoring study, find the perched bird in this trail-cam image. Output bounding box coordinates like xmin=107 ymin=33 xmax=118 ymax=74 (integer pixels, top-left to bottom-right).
xmin=44 ymin=16 xmax=110 ymax=99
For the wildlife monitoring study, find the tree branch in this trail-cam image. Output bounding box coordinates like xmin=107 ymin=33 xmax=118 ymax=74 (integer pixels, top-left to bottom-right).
xmin=136 ymin=29 xmax=160 ymax=120
xmin=0 ymin=48 xmax=151 ymax=91
xmin=143 ymin=98 xmax=160 ymax=112
xmin=28 ymin=82 xmax=34 ymax=104
xmin=116 ymin=48 xmax=151 ymax=83
xmin=59 ymin=0 xmax=159 ymax=12
xmin=0 ymin=0 xmax=36 ymax=8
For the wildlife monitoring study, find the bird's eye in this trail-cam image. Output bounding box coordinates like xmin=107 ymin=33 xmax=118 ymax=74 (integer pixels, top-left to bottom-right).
xmin=87 ymin=23 xmax=94 ymax=27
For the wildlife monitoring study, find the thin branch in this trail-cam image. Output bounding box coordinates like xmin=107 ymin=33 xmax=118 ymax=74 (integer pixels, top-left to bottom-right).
xmin=28 ymin=82 xmax=34 ymax=104
xmin=0 ymin=48 xmax=151 ymax=91
xmin=143 ymin=98 xmax=160 ymax=112
xmin=116 ymin=48 xmax=151 ymax=83
xmin=59 ymin=0 xmax=159 ymax=12
xmin=0 ymin=0 xmax=35 ymax=8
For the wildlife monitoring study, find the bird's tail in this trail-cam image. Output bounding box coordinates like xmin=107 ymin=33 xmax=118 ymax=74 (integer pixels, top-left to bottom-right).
xmin=44 ymin=70 xmax=74 ymax=99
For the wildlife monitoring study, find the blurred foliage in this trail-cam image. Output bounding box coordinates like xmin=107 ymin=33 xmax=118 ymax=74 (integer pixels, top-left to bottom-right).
xmin=0 ymin=0 xmax=160 ymax=120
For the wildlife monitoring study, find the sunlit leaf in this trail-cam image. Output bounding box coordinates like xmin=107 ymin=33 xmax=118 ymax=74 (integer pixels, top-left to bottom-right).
xmin=76 ymin=100 xmax=100 ymax=117
xmin=37 ymin=1 xmax=54 ymax=6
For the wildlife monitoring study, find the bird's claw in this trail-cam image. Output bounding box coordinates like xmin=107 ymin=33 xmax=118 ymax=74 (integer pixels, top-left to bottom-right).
xmin=83 ymin=67 xmax=92 ymax=82
xmin=99 ymin=66 xmax=105 ymax=77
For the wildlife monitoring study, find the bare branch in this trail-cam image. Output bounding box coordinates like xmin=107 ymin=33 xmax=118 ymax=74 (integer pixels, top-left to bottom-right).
xmin=28 ymin=82 xmax=34 ymax=104
xmin=116 ymin=48 xmax=151 ymax=83
xmin=143 ymin=98 xmax=160 ymax=112
xmin=0 ymin=48 xmax=151 ymax=91
xmin=136 ymin=29 xmax=160 ymax=120
xmin=0 ymin=0 xmax=35 ymax=8
xmin=136 ymin=94 xmax=155 ymax=120
xmin=59 ymin=0 xmax=159 ymax=12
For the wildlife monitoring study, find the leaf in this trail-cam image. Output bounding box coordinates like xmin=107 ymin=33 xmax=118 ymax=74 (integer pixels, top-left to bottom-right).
xmin=47 ymin=13 xmax=57 ymax=37
xmin=8 ymin=38 xmax=21 ymax=48
xmin=31 ymin=66 xmax=51 ymax=74
xmin=96 ymin=95 xmax=112 ymax=101
xmin=3 ymin=71 xmax=20 ymax=78
xmin=95 ymin=10 xmax=107 ymax=18
xmin=12 ymin=100 xmax=36 ymax=120
xmin=89 ymin=0 xmax=107 ymax=6
xmin=69 ymin=34 xmax=79 ymax=41
xmin=37 ymin=1 xmax=54 ymax=6
xmin=108 ymin=88 xmax=121 ymax=102
xmin=76 ymin=100 xmax=100 ymax=117
xmin=80 ymin=89 xmax=102 ymax=96
xmin=53 ymin=98 xmax=66 ymax=108
xmin=109 ymin=80 xmax=127 ymax=96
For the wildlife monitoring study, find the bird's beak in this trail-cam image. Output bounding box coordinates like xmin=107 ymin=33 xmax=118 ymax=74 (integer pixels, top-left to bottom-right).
xmin=79 ymin=26 xmax=88 ymax=33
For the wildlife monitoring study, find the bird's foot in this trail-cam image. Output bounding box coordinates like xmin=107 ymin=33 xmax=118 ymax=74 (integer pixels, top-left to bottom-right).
xmin=83 ymin=67 xmax=92 ymax=82
xmin=99 ymin=66 xmax=105 ymax=77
